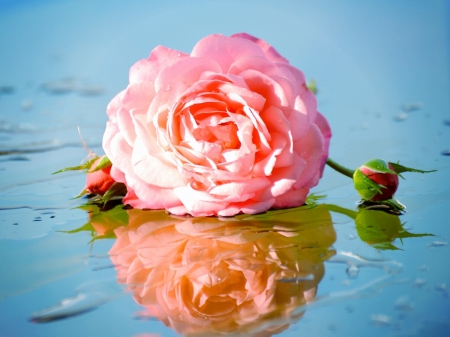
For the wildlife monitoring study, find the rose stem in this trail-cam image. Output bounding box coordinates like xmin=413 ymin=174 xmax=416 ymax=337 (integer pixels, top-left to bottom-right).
xmin=325 ymin=204 xmax=357 ymax=219
xmin=326 ymin=158 xmax=355 ymax=179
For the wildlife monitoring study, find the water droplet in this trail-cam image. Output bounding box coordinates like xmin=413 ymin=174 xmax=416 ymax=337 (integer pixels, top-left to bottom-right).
xmin=393 ymin=113 xmax=408 ymax=121
xmin=0 ymin=85 xmax=14 ymax=94
xmin=345 ymin=304 xmax=354 ymax=313
xmin=176 ymin=53 xmax=181 ymax=57
xmin=412 ymin=278 xmax=427 ymax=288
xmin=190 ymin=179 xmax=206 ymax=191
xmin=341 ymin=280 xmax=351 ymax=286
xmin=418 ymin=265 xmax=429 ymax=272
xmin=435 ymin=283 xmax=447 ymax=292
xmin=370 ymin=314 xmax=391 ymax=327
xmin=346 ymin=264 xmax=359 ymax=279
xmin=328 ymin=323 xmax=338 ymax=332
xmin=20 ymin=99 xmax=34 ymax=110
xmin=361 ymin=123 xmax=370 ymax=129
xmin=78 ymin=84 xmax=104 ymax=96
xmin=394 ymin=296 xmax=415 ymax=312
xmin=444 ymin=120 xmax=450 ymax=126
xmin=12 ymin=222 xmax=18 ymax=226
xmin=164 ymin=84 xmax=171 ymax=91
xmin=33 ymin=217 xmax=42 ymax=222
xmin=441 ymin=149 xmax=450 ymax=156
xmin=428 ymin=241 xmax=448 ymax=248
xmin=345 ymin=234 xmax=356 ymax=240
xmin=401 ymin=102 xmax=422 ymax=112
xmin=42 ymin=78 xmax=76 ymax=94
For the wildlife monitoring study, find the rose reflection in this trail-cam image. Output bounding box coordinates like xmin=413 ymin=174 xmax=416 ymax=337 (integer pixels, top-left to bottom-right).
xmin=108 ymin=205 xmax=335 ymax=336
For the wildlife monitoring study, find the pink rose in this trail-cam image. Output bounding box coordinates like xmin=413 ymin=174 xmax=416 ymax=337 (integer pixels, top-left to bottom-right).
xmin=103 ymin=33 xmax=331 ymax=216
xmin=109 ymin=205 xmax=336 ymax=335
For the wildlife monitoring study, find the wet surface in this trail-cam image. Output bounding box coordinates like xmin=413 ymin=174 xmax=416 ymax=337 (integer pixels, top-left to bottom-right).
xmin=0 ymin=0 xmax=449 ymax=336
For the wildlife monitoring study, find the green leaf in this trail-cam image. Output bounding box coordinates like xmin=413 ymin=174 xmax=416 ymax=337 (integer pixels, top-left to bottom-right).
xmin=388 ymin=162 xmax=436 ymax=179
xmin=88 ymin=156 xmax=111 ymax=173
xmin=52 ymin=156 xmax=99 ymax=174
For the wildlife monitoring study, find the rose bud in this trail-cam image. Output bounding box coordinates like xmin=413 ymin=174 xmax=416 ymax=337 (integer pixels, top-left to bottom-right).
xmin=353 ymin=159 xmax=399 ymax=201
xmin=85 ymin=156 xmax=115 ymax=196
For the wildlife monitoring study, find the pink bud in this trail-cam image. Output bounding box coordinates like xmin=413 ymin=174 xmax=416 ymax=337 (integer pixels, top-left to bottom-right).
xmin=85 ymin=158 xmax=115 ymax=196
xmin=359 ymin=163 xmax=399 ymax=201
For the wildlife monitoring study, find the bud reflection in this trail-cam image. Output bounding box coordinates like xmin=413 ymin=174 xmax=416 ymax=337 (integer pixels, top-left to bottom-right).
xmin=327 ymin=204 xmax=433 ymax=250
xmin=109 ymin=205 xmax=336 ymax=336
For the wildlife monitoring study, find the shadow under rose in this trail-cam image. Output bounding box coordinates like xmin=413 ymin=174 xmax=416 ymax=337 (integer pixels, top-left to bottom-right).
xmin=108 ymin=205 xmax=336 ymax=336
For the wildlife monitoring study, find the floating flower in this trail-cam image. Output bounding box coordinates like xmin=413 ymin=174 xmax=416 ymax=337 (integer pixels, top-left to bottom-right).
xmin=103 ymin=33 xmax=331 ymax=216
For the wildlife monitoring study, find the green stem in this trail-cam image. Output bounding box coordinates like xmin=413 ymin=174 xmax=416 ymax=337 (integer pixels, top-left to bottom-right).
xmin=326 ymin=158 xmax=355 ymax=179
xmin=325 ymin=204 xmax=357 ymax=220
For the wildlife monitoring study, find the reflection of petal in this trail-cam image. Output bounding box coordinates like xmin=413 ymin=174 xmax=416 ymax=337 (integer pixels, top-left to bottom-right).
xmin=108 ymin=205 xmax=335 ymax=336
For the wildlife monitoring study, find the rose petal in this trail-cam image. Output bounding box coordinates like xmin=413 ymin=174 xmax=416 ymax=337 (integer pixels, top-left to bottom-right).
xmin=208 ymin=177 xmax=271 ymax=197
xmin=154 ymin=57 xmax=222 ymax=93
xmin=109 ymin=134 xmax=182 ymax=209
xmin=231 ymin=33 xmax=289 ymax=64
xmin=252 ymin=132 xmax=289 ymax=176
xmin=122 ymin=82 xmax=156 ymax=113
xmin=293 ymin=123 xmax=325 ymax=189
xmin=240 ymin=69 xmax=289 ymax=109
xmin=218 ymin=82 xmax=266 ymax=112
xmin=191 ymin=34 xmax=267 ymax=72
xmin=273 ymin=187 xmax=309 ymax=209
xmin=106 ymin=89 xmax=125 ymax=120
xmin=116 ymin=107 xmax=136 ymax=147
xmin=131 ymin=117 xmax=187 ymax=188
xmin=130 ymin=46 xmax=188 ymax=84
xmin=263 ymin=153 xmax=306 ymax=199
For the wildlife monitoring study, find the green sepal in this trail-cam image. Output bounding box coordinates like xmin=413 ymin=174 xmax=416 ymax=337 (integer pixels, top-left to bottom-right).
xmin=101 ymin=182 xmax=127 ymax=205
xmin=361 ymin=159 xmax=396 ymax=174
xmin=305 ymin=193 xmax=326 ymax=208
xmin=52 ymin=156 xmax=99 ymax=174
xmin=72 ymin=188 xmax=89 ymax=200
xmin=88 ymin=156 xmax=111 ymax=173
xmin=353 ymin=168 xmax=384 ymax=200
xmin=307 ymin=79 xmax=318 ymax=95
xmin=375 ymin=198 xmax=406 ymax=212
xmin=59 ymin=222 xmax=94 ymax=235
xmin=61 ymin=203 xmax=129 ymax=243
xmin=358 ymin=198 xmax=406 ymax=214
xmin=388 ymin=162 xmax=436 ymax=179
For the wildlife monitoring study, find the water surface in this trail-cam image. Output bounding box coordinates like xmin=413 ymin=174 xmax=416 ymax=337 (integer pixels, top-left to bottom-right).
xmin=1 ymin=1 xmax=449 ymax=336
